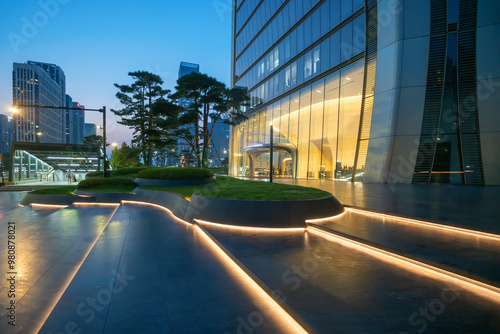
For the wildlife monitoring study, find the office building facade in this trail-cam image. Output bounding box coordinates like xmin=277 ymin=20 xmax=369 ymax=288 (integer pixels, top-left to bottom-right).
xmin=12 ymin=61 xmax=66 ymax=143
xmin=209 ymin=121 xmax=230 ymax=167
xmin=173 ymin=62 xmax=201 ymax=166
xmin=84 ymin=123 xmax=97 ymax=138
xmin=229 ymin=0 xmax=500 ymax=185
xmin=0 ymin=114 xmax=14 ymax=158
xmin=65 ymin=95 xmax=85 ymax=144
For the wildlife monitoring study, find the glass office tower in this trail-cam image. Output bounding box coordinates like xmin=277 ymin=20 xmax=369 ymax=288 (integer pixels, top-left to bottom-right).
xmin=230 ymin=0 xmax=500 ymax=185
xmin=12 ymin=61 xmax=66 ymax=143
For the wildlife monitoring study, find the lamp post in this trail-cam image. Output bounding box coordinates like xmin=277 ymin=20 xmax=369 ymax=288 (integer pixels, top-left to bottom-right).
xmin=13 ymin=104 xmax=110 ymax=178
xmin=269 ymin=121 xmax=273 ymax=183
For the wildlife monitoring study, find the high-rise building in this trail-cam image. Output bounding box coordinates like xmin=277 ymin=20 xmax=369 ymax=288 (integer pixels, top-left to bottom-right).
xmin=0 ymin=114 xmax=13 ymax=157
xmin=177 ymin=62 xmax=200 ymax=109
xmin=84 ymin=123 xmax=97 ymax=138
xmin=173 ymin=62 xmax=201 ymax=166
xmin=65 ymin=95 xmax=85 ymax=144
xmin=209 ymin=121 xmax=230 ymax=167
xmin=230 ymin=0 xmax=500 ymax=185
xmin=12 ymin=61 xmax=66 ymax=143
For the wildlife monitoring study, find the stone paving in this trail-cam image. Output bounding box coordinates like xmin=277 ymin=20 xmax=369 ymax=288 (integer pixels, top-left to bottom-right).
xmin=275 ymin=179 xmax=500 ymax=233
xmin=0 ymin=191 xmax=499 ymax=333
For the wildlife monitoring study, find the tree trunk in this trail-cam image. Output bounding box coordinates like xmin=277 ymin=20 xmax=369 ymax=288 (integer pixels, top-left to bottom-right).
xmin=202 ymin=103 xmax=209 ymax=169
xmin=148 ymin=83 xmax=153 ymax=167
xmin=194 ymin=98 xmax=201 ymax=168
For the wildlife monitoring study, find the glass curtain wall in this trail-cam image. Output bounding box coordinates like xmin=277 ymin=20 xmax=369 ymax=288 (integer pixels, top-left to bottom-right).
xmin=231 ymin=60 xmax=364 ymax=180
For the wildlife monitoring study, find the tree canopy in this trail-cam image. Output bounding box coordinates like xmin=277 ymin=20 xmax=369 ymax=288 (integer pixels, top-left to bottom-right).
xmin=172 ymin=72 xmax=248 ymax=168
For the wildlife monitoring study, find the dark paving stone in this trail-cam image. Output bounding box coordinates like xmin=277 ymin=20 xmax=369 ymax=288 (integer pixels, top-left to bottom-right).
xmin=317 ymin=211 xmax=500 ymax=286
xmin=41 ymin=204 xmax=292 ymax=334
xmin=206 ymin=225 xmax=500 ymax=333
xmin=275 ymin=179 xmax=500 ymax=233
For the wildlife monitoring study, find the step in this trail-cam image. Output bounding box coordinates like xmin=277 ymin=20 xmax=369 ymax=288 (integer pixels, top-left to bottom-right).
xmin=199 ymin=223 xmax=500 ymax=333
xmin=312 ymin=208 xmax=500 ymax=288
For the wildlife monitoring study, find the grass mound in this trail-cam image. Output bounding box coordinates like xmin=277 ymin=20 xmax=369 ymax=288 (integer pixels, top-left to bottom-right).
xmin=76 ymin=177 xmax=137 ymax=191
xmin=139 ymin=176 xmax=330 ymax=201
xmin=85 ymin=171 xmax=103 ymax=177
xmin=112 ymin=167 xmax=150 ymax=176
xmin=136 ymin=167 xmax=214 ymax=180
xmin=31 ymin=186 xmax=77 ymax=196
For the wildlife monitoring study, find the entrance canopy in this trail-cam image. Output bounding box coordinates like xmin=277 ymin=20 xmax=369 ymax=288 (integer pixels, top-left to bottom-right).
xmin=243 ymin=143 xmax=297 ymax=178
xmin=10 ymin=142 xmax=102 ymax=182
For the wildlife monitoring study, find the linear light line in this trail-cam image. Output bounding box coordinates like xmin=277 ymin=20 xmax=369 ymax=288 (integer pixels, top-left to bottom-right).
xmin=73 ymin=202 xmax=120 ymax=206
xmin=194 ymin=218 xmax=306 ymax=233
xmin=33 ymin=204 xmax=120 ymax=333
xmin=120 ymin=200 xmax=192 ymax=226
xmin=31 ymin=203 xmax=68 ymax=208
xmin=308 ymin=225 xmax=500 ymax=305
xmin=305 ymin=209 xmax=347 ymax=223
xmin=347 ymin=207 xmax=500 ymax=242
xmin=195 ymin=224 xmax=310 ymax=334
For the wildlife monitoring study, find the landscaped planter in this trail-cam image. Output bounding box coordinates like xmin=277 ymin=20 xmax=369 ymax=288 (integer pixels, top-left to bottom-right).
xmin=74 ymin=189 xmax=137 ymax=203
xmin=20 ymin=193 xmax=96 ymax=206
xmin=20 ymin=187 xmax=344 ymax=228
xmin=184 ymin=194 xmax=344 ymax=228
xmin=134 ymin=177 xmax=214 ymax=187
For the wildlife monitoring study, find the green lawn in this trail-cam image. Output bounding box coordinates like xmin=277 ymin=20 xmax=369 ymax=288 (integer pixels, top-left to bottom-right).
xmin=31 ymin=176 xmax=330 ymax=200
xmin=139 ymin=176 xmax=330 ymax=201
xmin=31 ymin=186 xmax=78 ymax=196
xmin=78 ymin=185 xmax=137 ymax=193
xmin=31 ymin=184 xmax=136 ymax=195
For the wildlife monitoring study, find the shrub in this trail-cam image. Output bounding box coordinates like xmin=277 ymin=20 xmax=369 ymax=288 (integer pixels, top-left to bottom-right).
xmin=85 ymin=171 xmax=103 ymax=177
xmin=77 ymin=177 xmax=137 ymax=189
xmin=136 ymin=167 xmax=214 ymax=180
xmin=113 ymin=167 xmax=150 ymax=176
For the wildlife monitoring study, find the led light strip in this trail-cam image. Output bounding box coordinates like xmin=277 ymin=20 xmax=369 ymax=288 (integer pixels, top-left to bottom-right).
xmin=194 ymin=218 xmax=305 ymax=233
xmin=305 ymin=210 xmax=347 ymax=223
xmin=121 ymin=200 xmax=192 ymax=226
xmin=31 ymin=203 xmax=69 ymax=209
xmin=33 ymin=204 xmax=120 ymax=333
xmin=347 ymin=207 xmax=500 ymax=242
xmin=308 ymin=225 xmax=500 ymax=305
xmin=195 ymin=224 xmax=310 ymax=334
xmin=73 ymin=202 xmax=120 ymax=207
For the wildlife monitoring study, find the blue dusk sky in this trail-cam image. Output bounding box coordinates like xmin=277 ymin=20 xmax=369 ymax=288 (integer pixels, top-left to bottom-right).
xmin=0 ymin=0 xmax=233 ymax=145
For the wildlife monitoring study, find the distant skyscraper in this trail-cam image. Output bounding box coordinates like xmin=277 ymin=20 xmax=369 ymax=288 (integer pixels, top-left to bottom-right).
xmin=0 ymin=114 xmax=14 ymax=157
xmin=178 ymin=62 xmax=200 ymax=108
xmin=172 ymin=62 xmax=200 ymax=166
xmin=84 ymin=123 xmax=97 ymax=138
xmin=65 ymin=95 xmax=85 ymax=144
xmin=209 ymin=120 xmax=229 ymax=167
xmin=12 ymin=61 xmax=66 ymax=143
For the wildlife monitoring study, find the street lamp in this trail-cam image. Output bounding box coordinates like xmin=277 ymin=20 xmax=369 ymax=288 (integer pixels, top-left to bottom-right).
xmin=13 ymin=104 xmax=109 ymax=178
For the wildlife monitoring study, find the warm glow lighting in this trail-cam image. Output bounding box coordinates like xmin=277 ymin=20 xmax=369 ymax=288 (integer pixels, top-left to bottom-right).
xmin=121 ymin=200 xmax=192 ymax=226
xmin=73 ymin=202 xmax=120 ymax=207
xmin=308 ymin=225 xmax=500 ymax=305
xmin=195 ymin=225 xmax=309 ymax=333
xmin=112 ymin=142 xmax=118 ymax=147
xmin=31 ymin=203 xmax=68 ymax=209
xmin=347 ymin=208 xmax=500 ymax=242
xmin=305 ymin=210 xmax=347 ymax=223
xmin=32 ymin=204 xmax=120 ymax=333
xmin=194 ymin=218 xmax=306 ymax=233
xmin=10 ymin=107 xmax=18 ymax=113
